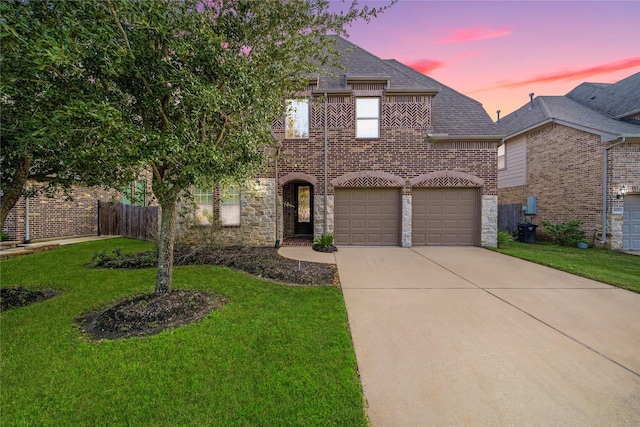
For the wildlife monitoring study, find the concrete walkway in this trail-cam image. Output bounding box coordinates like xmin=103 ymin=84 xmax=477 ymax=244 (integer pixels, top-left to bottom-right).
xmin=0 ymin=235 xmax=120 ymax=260
xmin=337 ymin=247 xmax=640 ymax=426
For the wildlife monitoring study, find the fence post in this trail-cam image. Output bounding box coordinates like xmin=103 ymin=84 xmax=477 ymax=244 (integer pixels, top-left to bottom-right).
xmin=97 ymin=200 xmax=102 ymax=236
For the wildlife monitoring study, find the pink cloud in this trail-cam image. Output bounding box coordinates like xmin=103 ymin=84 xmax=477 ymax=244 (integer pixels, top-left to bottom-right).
xmin=457 ymin=50 xmax=481 ymax=59
xmin=438 ymin=27 xmax=512 ymax=44
xmin=475 ymin=56 xmax=640 ymax=91
xmin=407 ymin=59 xmax=447 ymax=74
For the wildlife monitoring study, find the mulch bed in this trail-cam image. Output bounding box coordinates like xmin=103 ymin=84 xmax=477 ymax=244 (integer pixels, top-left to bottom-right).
xmin=78 ymin=290 xmax=228 ymax=340
xmin=1 ymin=286 xmax=61 ymax=311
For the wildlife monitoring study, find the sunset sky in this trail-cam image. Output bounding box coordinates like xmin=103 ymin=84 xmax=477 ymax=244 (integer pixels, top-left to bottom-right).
xmin=336 ymin=0 xmax=640 ymax=121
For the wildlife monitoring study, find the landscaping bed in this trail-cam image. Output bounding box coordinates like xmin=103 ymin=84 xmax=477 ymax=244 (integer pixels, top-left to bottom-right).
xmin=88 ymin=245 xmax=338 ymax=286
xmin=1 ymin=286 xmax=61 ymax=311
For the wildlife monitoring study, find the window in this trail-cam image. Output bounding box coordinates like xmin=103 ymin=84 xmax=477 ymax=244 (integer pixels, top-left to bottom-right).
xmin=285 ymin=99 xmax=309 ymax=138
xmin=498 ymin=144 xmax=506 ymax=170
xmin=356 ymin=98 xmax=380 ymax=138
xmin=194 ymin=188 xmax=214 ymax=225
xmin=123 ymin=181 xmax=146 ymax=206
xmin=220 ymin=186 xmax=241 ymax=226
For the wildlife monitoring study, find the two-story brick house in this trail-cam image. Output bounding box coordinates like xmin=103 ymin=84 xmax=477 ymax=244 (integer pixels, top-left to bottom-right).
xmin=496 ymin=72 xmax=640 ymax=250
xmin=193 ymin=36 xmax=501 ymax=248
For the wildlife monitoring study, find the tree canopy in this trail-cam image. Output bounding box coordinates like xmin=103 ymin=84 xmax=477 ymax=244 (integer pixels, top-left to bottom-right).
xmin=0 ymin=0 xmax=390 ymax=293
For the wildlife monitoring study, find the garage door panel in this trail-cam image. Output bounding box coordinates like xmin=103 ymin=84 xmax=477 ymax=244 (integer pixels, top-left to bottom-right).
xmin=335 ymin=188 xmax=401 ymax=246
xmin=623 ymin=195 xmax=640 ymax=250
xmin=413 ymin=188 xmax=480 ymax=246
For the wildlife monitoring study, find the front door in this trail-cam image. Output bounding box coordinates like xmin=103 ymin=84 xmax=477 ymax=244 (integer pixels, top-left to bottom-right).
xmin=294 ymin=184 xmax=313 ymax=236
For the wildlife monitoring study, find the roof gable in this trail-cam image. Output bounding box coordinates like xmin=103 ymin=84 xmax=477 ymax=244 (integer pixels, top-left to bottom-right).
xmin=317 ymin=37 xmax=498 ymax=137
xmin=496 ymin=95 xmax=640 ymax=141
xmin=566 ymin=72 xmax=640 ymax=119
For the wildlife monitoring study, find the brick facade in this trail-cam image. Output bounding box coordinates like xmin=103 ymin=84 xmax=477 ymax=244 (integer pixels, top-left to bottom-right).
xmin=3 ymin=184 xmax=116 ymax=242
xmin=270 ymin=91 xmax=499 ymax=247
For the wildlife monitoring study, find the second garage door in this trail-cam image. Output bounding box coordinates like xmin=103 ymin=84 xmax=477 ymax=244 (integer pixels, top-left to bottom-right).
xmin=335 ymin=188 xmax=401 ymax=246
xmin=412 ymin=188 xmax=480 ymax=246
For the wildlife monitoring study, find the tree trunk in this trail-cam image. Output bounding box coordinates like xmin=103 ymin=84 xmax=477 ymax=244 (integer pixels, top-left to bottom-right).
xmin=155 ymin=199 xmax=177 ymax=294
xmin=0 ymin=156 xmax=31 ymax=234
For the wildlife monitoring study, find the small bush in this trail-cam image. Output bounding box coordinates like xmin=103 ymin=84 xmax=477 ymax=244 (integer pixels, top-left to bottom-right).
xmin=87 ymin=248 xmax=157 ymax=269
xmin=313 ymin=233 xmax=334 ymax=248
xmin=0 ymin=232 xmax=10 ymax=242
xmin=540 ymin=220 xmax=587 ymax=246
xmin=497 ymin=231 xmax=514 ymax=248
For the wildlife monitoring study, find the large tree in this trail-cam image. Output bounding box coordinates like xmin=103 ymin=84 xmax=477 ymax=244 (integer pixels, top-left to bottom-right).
xmin=0 ymin=1 xmax=135 ymax=232
xmin=2 ymin=0 xmax=389 ymax=293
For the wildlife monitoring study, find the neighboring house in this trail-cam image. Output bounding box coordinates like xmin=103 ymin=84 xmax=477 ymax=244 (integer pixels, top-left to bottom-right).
xmin=2 ymin=182 xmax=144 ymax=242
xmin=2 ymin=184 xmax=116 ymax=242
xmin=496 ymin=72 xmax=640 ymax=250
xmin=192 ymin=36 xmax=501 ymax=248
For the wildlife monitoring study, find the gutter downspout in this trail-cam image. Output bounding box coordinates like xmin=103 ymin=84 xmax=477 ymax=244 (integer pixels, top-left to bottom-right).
xmin=24 ymin=185 xmax=31 ymax=244
xmin=601 ymin=136 xmax=626 ymax=245
xmin=323 ymin=92 xmax=328 ymax=235
xmin=272 ymin=133 xmax=281 ymax=248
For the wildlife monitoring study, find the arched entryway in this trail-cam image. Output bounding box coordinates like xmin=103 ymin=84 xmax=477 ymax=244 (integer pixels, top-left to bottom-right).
xmin=279 ymin=173 xmax=318 ymax=240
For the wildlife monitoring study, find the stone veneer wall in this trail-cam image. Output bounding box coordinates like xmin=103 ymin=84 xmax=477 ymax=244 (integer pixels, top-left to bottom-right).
xmin=607 ymin=142 xmax=640 ymax=250
xmin=313 ymin=194 xmax=334 ymax=238
xmin=401 ymin=195 xmax=412 ymax=247
xmin=177 ymin=179 xmax=277 ymax=247
xmin=481 ymin=195 xmax=498 ymax=247
xmin=2 ymin=184 xmax=116 ymax=242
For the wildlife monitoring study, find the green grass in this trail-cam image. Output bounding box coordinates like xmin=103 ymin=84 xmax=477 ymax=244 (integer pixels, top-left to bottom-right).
xmin=0 ymin=239 xmax=368 ymax=426
xmin=493 ymin=241 xmax=640 ymax=293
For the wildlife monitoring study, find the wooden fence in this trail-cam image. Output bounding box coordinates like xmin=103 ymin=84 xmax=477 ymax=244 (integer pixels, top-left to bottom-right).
xmin=498 ymin=203 xmax=522 ymax=235
xmin=98 ymin=201 xmax=158 ymax=241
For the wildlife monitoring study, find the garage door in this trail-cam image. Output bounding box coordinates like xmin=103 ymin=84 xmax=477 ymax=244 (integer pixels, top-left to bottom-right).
xmin=623 ymin=194 xmax=640 ymax=250
xmin=412 ymin=188 xmax=480 ymax=246
xmin=335 ymin=188 xmax=401 ymax=246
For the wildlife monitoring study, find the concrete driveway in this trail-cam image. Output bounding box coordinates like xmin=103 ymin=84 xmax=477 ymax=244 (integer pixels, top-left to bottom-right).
xmin=337 ymin=247 xmax=640 ymax=426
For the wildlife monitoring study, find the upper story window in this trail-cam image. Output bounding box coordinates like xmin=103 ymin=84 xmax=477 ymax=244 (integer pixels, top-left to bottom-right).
xmin=285 ymin=99 xmax=309 ymax=138
xmin=356 ymin=97 xmax=380 ymax=138
xmin=498 ymin=144 xmax=506 ymax=170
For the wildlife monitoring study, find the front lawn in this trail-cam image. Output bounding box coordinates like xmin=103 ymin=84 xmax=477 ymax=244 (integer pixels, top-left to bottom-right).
xmin=494 ymin=241 xmax=640 ymax=293
xmin=0 ymin=239 xmax=368 ymax=426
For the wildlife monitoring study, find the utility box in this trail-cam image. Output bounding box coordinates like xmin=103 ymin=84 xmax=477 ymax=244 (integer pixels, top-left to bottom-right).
xmin=517 ymin=223 xmax=538 ymax=244
xmin=524 ymin=196 xmax=537 ymax=215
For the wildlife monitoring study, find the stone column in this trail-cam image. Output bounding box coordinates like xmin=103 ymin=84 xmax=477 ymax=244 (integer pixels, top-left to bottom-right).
xmin=481 ymin=195 xmax=498 ymax=248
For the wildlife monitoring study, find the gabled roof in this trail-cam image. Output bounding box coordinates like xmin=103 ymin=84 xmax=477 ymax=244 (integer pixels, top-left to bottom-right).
xmin=316 ymin=36 xmax=499 ymax=137
xmin=566 ymin=72 xmax=640 ymax=119
xmin=384 ymin=59 xmax=498 ymax=136
xmin=495 ymin=95 xmax=640 ymax=142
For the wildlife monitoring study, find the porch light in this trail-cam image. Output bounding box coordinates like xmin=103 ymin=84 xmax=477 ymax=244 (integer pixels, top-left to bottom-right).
xmin=616 ymin=185 xmax=628 ymax=199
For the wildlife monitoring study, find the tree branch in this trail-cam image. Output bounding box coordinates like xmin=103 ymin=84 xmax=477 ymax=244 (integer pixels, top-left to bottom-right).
xmin=107 ymin=0 xmax=132 ymax=53
xmin=150 ymin=161 xmax=163 ymax=183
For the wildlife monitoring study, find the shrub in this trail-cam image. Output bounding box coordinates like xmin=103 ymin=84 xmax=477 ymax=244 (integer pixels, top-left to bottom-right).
xmin=540 ymin=220 xmax=587 ymax=246
xmin=313 ymin=233 xmax=334 ymax=248
xmin=497 ymin=231 xmax=514 ymax=248
xmin=87 ymin=248 xmax=157 ymax=269
xmin=0 ymin=232 xmax=9 ymax=242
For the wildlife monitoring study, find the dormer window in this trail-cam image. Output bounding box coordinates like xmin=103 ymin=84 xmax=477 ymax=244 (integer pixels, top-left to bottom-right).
xmin=356 ymin=97 xmax=380 ymax=138
xmin=285 ymin=99 xmax=309 ymax=138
